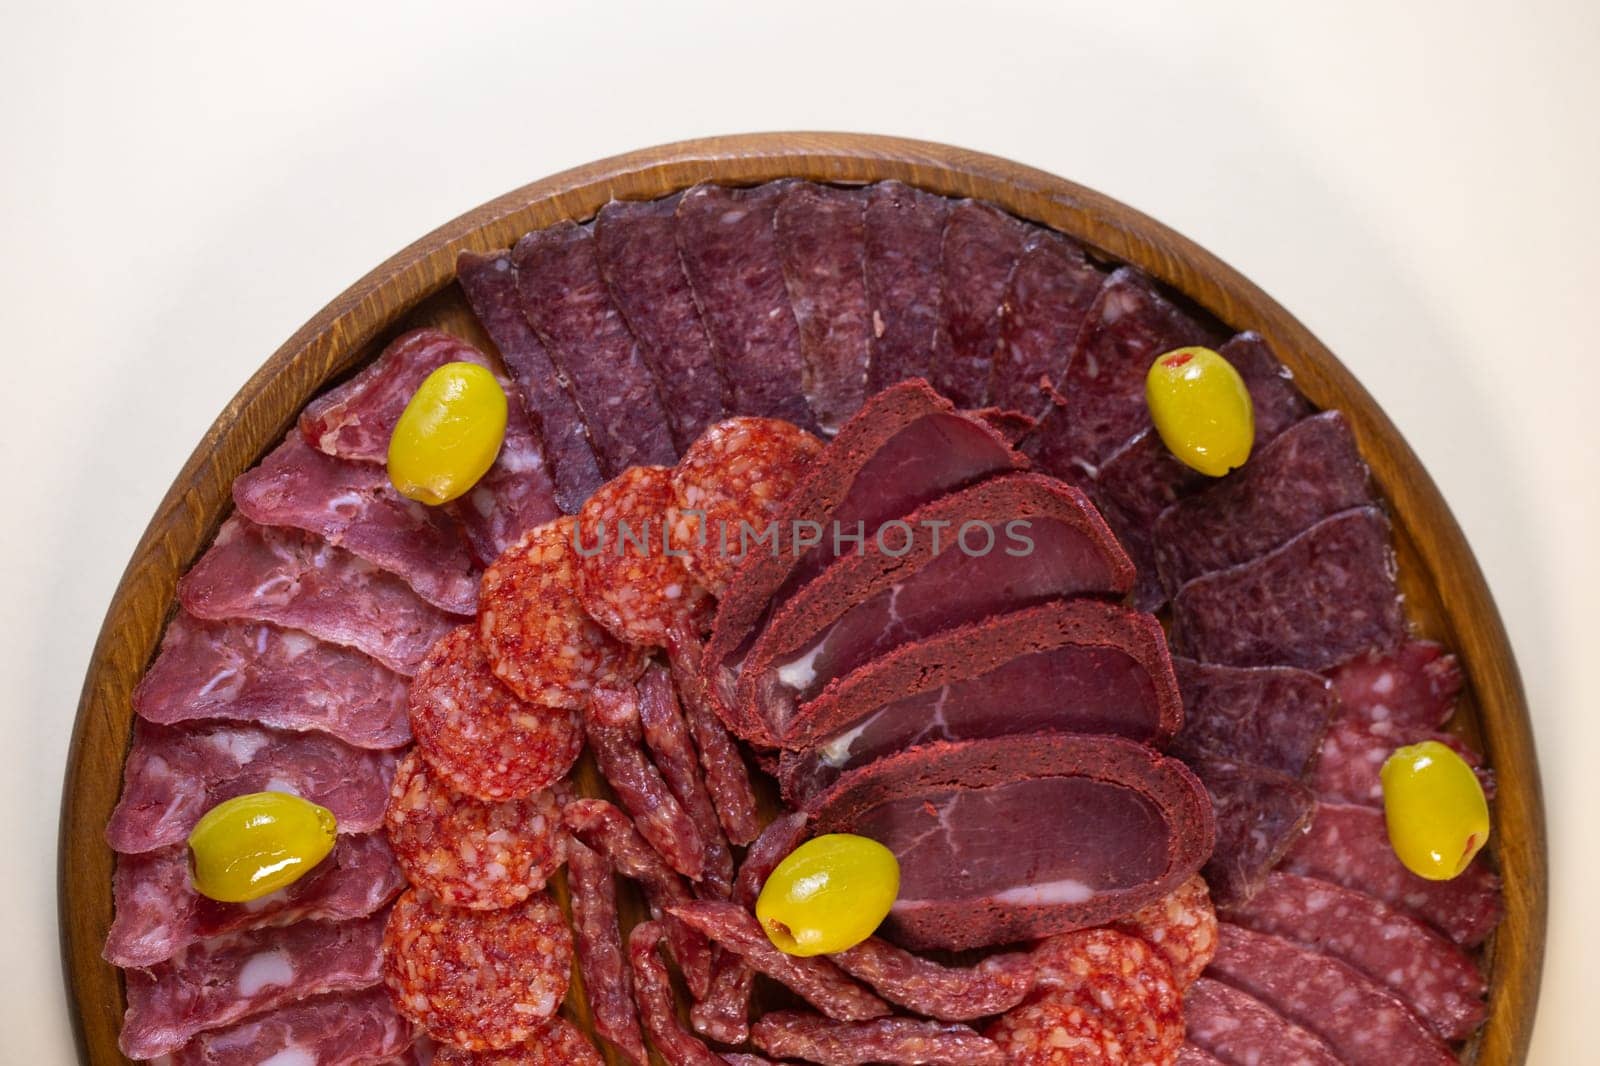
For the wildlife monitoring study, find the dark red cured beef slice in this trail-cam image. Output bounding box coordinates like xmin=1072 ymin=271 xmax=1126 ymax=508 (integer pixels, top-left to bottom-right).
xmin=1170 ymin=656 xmax=1336 ymax=779
xmin=163 ymin=986 xmax=413 ymax=1066
xmin=775 ymin=182 xmax=872 ymax=433
xmin=1181 ymin=976 xmax=1340 ymax=1066
xmin=105 ymin=832 xmax=404 ymax=968
xmin=990 ymin=229 xmax=1103 ymax=419
xmin=1170 ymin=506 xmax=1405 ymax=670
xmin=565 ymin=838 xmax=647 ymax=1066
xmin=667 ymin=626 xmax=764 ymax=847
xmin=934 ymin=200 xmax=1028 ymax=407
xmin=512 ymin=221 xmax=677 ymax=472
xmin=179 ymin=515 xmax=458 ymax=676
xmin=1281 ymin=801 xmax=1502 ymax=946
xmin=133 ymin=612 xmax=410 ymax=749
xmin=864 ymin=181 xmax=951 ymax=392
xmin=1154 ymin=411 xmax=1374 ymax=593
xmin=300 ymin=329 xmax=476 ymax=463
xmin=752 ymin=1012 xmax=1004 ymax=1066
xmin=675 ymin=182 xmax=817 ymax=429
xmin=779 ymin=600 xmax=1180 ymax=805
xmin=1330 ymin=639 xmax=1463 ymax=733
xmin=106 ymin=719 xmax=396 ymax=854
xmin=1194 ymin=759 xmax=1315 ymax=907
xmin=809 ymin=734 xmax=1214 ymax=951
xmin=830 ymin=938 xmax=1036 ymax=1020
xmin=119 ymin=914 xmax=385 ymax=1059
xmin=740 ymin=474 xmax=1133 ymax=742
xmin=594 ymin=194 xmax=729 ymax=452
xmin=235 ymin=433 xmax=480 ymax=614
xmin=457 ymin=250 xmax=605 ymax=512
xmin=628 ymin=922 xmax=728 ymax=1066
xmin=970 ymin=406 xmax=1036 ymax=445
xmin=636 ymin=663 xmax=734 ymax=896
xmin=1222 ymin=871 xmax=1487 ymax=1041
xmin=1207 ymin=924 xmax=1455 ymax=1065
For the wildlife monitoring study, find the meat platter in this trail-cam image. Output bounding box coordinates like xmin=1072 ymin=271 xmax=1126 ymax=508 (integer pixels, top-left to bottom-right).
xmin=59 ymin=133 xmax=1545 ymax=1065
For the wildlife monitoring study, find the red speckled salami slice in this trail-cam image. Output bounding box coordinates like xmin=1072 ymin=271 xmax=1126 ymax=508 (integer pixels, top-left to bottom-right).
xmin=1222 ymin=871 xmax=1487 ymax=1041
xmin=864 ymin=181 xmax=951 ymax=392
xmin=934 ymin=200 xmax=1027 ymax=407
xmin=382 ymin=888 xmax=571 ymax=1050
xmin=479 ymin=518 xmax=646 ymax=709
xmin=753 ymin=1012 xmax=1004 ymax=1066
xmin=513 ymin=221 xmax=677 ymax=471
xmin=107 ymin=719 xmax=395 ymax=854
xmin=1113 ymin=873 xmax=1218 ymax=988
xmin=435 ymin=1016 xmax=604 ymax=1065
xmin=1171 ymin=506 xmax=1404 ymax=670
xmin=1194 ymin=759 xmax=1315 ymax=907
xmin=565 ymin=837 xmax=647 ymax=1066
xmin=628 ymin=922 xmax=728 ymax=1066
xmin=1182 ymin=976 xmax=1339 ymax=1066
xmin=987 ymin=996 xmax=1122 ymax=1065
xmin=133 ymin=611 xmax=410 ymax=749
xmin=1031 ymin=928 xmax=1183 ymax=1066
xmin=595 ymin=195 xmax=729 ymax=452
xmin=163 ymin=986 xmax=413 ymax=1066
xmin=1281 ymin=801 xmax=1502 ymax=946
xmin=830 ymin=938 xmax=1036 ymax=1020
xmin=637 ymin=663 xmax=734 ymax=895
xmin=667 ymin=626 xmax=763 ymax=846
xmin=1169 ymin=657 xmax=1336 ymax=778
xmin=676 ymin=182 xmax=817 ymax=429
xmin=990 ymin=229 xmax=1102 ymax=419
xmin=1207 ymin=924 xmax=1455 ymax=1065
xmin=775 ymin=182 xmax=872 ymax=433
xmin=1329 ymin=640 xmax=1463 ymax=732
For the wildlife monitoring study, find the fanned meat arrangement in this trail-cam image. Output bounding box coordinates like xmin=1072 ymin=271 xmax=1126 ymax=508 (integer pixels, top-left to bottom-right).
xmin=104 ymin=178 xmax=1504 ymax=1065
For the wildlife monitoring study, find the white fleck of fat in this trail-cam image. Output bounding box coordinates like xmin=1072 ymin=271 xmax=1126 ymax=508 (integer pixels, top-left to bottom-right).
xmin=776 ymin=642 xmax=825 ymax=692
xmin=236 ymin=949 xmax=295 ymax=996
xmin=205 ymin=729 xmax=272 ymax=765
xmin=262 ymin=778 xmax=304 ymax=799
xmin=818 ymin=718 xmax=873 ymax=768
xmin=258 ymin=1048 xmax=318 ymax=1066
xmin=988 ymin=879 xmax=1097 ymax=906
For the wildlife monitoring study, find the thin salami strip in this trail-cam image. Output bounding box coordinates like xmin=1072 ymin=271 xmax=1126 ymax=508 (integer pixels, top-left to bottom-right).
xmin=565 ymin=837 xmax=647 ymax=1066
xmin=752 ymin=1012 xmax=1005 ymax=1066
xmin=163 ymin=986 xmax=414 ymax=1066
xmin=1030 ymin=927 xmax=1183 ymax=1066
xmin=990 ymin=229 xmax=1102 ymax=419
xmin=987 ymin=996 xmax=1123 ymax=1065
xmin=1195 ymin=759 xmax=1315 ymax=907
xmin=1112 ymin=873 xmax=1218 ymax=988
xmin=434 ymin=1015 xmax=605 ymax=1066
xmin=1169 ymin=656 xmax=1335 ymax=778
xmin=935 ymin=199 xmax=1027 ymax=407
xmin=382 ymin=888 xmax=571 ymax=1050
xmin=667 ymin=624 xmax=764 ymax=845
xmin=637 ymin=663 xmax=734 ymax=895
xmin=864 ymin=180 xmax=951 ymax=392
xmin=627 ymin=922 xmax=728 ymax=1066
xmin=830 ymin=938 xmax=1036 ymax=1020
xmin=1181 ymin=977 xmax=1340 ymax=1066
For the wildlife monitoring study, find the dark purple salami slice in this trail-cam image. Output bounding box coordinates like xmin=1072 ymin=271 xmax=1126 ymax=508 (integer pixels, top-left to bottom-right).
xmin=1329 ymin=640 xmax=1462 ymax=732
xmin=457 ymin=250 xmax=605 ymax=512
xmin=753 ymin=1012 xmax=1004 ymax=1066
xmin=628 ymin=922 xmax=727 ymax=1066
xmin=1220 ymin=331 xmax=1315 ymax=441
xmin=864 ymin=180 xmax=951 ymax=392
xmin=163 ymin=986 xmax=413 ymax=1066
xmin=565 ymin=837 xmax=647 ymax=1066
xmin=830 ymin=938 xmax=1036 ymax=1020
xmin=636 ymin=663 xmax=733 ymax=896
xmin=990 ymin=229 xmax=1102 ymax=418
xmin=1182 ymin=976 xmax=1340 ymax=1066
xmin=594 ymin=194 xmax=729 ymax=452
xmin=1222 ymin=872 xmax=1487 ymax=1041
xmin=435 ymin=1016 xmax=605 ymax=1066
xmin=676 ymin=182 xmax=817 ymax=429
xmin=1082 ymin=429 xmax=1206 ymax=610
xmin=133 ymin=612 xmax=410 ymax=749
xmin=934 ymin=200 xmax=1027 ymax=407
xmin=1169 ymin=656 xmax=1336 ymax=778
xmin=1171 ymin=506 xmax=1405 ymax=670
xmin=1194 ymin=759 xmax=1315 ymax=907
xmin=1207 ymin=924 xmax=1455 ymax=1065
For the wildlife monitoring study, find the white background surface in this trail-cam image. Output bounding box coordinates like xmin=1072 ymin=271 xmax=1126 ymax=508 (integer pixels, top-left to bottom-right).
xmin=1 ymin=1 xmax=1592 ymax=1060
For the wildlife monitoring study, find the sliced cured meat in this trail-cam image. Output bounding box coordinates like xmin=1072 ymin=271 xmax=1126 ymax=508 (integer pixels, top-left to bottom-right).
xmin=987 ymin=995 xmax=1123 ymax=1065
xmin=667 ymin=625 xmax=763 ymax=845
xmin=1113 ymin=873 xmax=1218 ymax=988
xmin=1176 ymin=1045 xmax=1226 ymax=1066
xmin=594 ymin=194 xmax=729 ymax=451
xmin=675 ymin=182 xmax=816 ymax=429
xmin=235 ymin=433 xmax=480 ymax=613
xmin=1031 ymin=927 xmax=1183 ymax=1066
xmin=574 ymin=465 xmax=711 ymax=646
xmin=1154 ymin=411 xmax=1373 ymax=592
xmin=636 ymin=663 xmax=734 ymax=895
xmin=775 ymin=181 xmax=872 ymax=432
xmin=741 ymin=473 xmax=1133 ymax=741
xmin=1194 ymin=759 xmax=1315 ymax=907
xmin=479 ymin=517 xmax=646 ymax=709
xmin=384 ymin=751 xmax=564 ymax=909
xmin=457 ymin=250 xmax=605 ymax=512
xmin=120 ymin=914 xmax=385 ymax=1059
xmin=1311 ymin=713 xmax=1485 ymax=807
xmin=1181 ymin=976 xmax=1340 ymax=1066
xmin=809 ymin=735 xmax=1214 ymax=951
xmin=780 ymin=599 xmax=1180 ymax=804
xmin=133 ymin=612 xmax=411 ymax=749
xmin=990 ymin=229 xmax=1102 ymax=418
xmin=628 ymin=922 xmax=727 ymax=1066
xmin=179 ymin=515 xmax=458 ymax=676
xmin=382 ymin=888 xmax=570 ymax=1050
xmin=107 ymin=719 xmax=396 ymax=854
xmin=435 ymin=1016 xmax=604 ymax=1066
xmin=830 ymin=938 xmax=1036 ymax=1020
xmin=1281 ymin=801 xmax=1502 ymax=946
xmin=455 ymin=392 xmax=565 ymax=565
xmin=1207 ymin=923 xmax=1455 ymax=1065
xmin=972 ymin=406 xmax=1037 ymax=445
xmin=106 ymin=833 xmax=403 ymax=969
xmin=1169 ymin=657 xmax=1336 ymax=778
xmin=564 ymin=838 xmax=646 ymax=1066
xmin=934 ymin=200 xmax=1027 ymax=407
xmin=1329 ymin=639 xmax=1462 ymax=733
xmin=1170 ymin=506 xmax=1404 ymax=670
xmin=162 ymin=986 xmax=413 ymax=1066
xmin=752 ymin=1012 xmax=1005 ymax=1066
xmin=864 ymin=180 xmax=951 ymax=392
xmin=1217 ymin=331 xmax=1315 ymax=443
xmin=512 ymin=221 xmax=676 ymax=471
xmin=1083 ymin=430 xmax=1206 ymax=610
xmin=1222 ymin=871 xmax=1487 ymax=1041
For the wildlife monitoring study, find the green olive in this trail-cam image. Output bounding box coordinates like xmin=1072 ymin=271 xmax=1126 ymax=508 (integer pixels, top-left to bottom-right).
xmin=188 ymin=791 xmax=338 ymax=902
xmin=1145 ymin=346 xmax=1255 ymax=477
xmin=755 ymin=834 xmax=899 ymax=956
xmin=1381 ymin=740 xmax=1490 ymax=881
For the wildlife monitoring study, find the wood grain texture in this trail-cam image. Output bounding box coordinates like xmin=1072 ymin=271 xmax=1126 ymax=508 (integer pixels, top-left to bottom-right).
xmin=59 ymin=133 xmax=1544 ymax=1065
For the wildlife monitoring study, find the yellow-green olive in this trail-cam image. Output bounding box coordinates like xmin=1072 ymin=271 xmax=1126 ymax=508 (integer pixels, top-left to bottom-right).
xmin=387 ymin=362 xmax=508 ymax=505
xmin=1145 ymin=346 xmax=1255 ymax=477
xmin=755 ymin=834 xmax=900 ymax=956
xmin=188 ymin=791 xmax=338 ymax=902
xmin=1380 ymin=740 xmax=1491 ymax=881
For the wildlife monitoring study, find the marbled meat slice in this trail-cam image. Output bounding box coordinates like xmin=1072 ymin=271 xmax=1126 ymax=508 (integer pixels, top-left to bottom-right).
xmin=1170 ymin=506 xmax=1404 ymax=670
xmin=1181 ymin=976 xmax=1340 ymax=1066
xmin=105 ymin=833 xmax=403 ymax=969
xmin=162 ymin=986 xmax=413 ymax=1066
xmin=119 ymin=914 xmax=385 ymax=1060
xmin=864 ymin=180 xmax=951 ymax=392
xmin=594 ymin=194 xmax=729 ymax=452
xmin=990 ymin=228 xmax=1103 ymax=419
xmin=133 ymin=611 xmax=410 ymax=749
xmin=106 ymin=719 xmax=396 ymax=854
xmin=1030 ymin=927 xmax=1184 ymax=1066
xmin=775 ymin=181 xmax=872 ymax=433
xmin=934 ymin=199 xmax=1028 ymax=407
xmin=1207 ymin=923 xmax=1456 ymax=1065
xmin=435 ymin=1016 xmax=605 ymax=1065
xmin=1330 ymin=639 xmax=1463 ymax=732
xmin=986 ymin=994 xmax=1124 ymax=1065
xmin=829 ymin=937 xmax=1037 ymax=1020
xmin=675 ymin=181 xmax=817 ymax=429
xmin=1281 ymin=800 xmax=1502 ymax=946
xmin=809 ymin=734 xmax=1214 ymax=951
xmin=1193 ymin=759 xmax=1315 ymax=907
xmin=179 ymin=515 xmax=458 ymax=676
xmin=1169 ymin=656 xmax=1336 ymax=778
xmin=636 ymin=663 xmax=734 ymax=895
xmin=752 ymin=1012 xmax=1004 ymax=1066
xmin=1113 ymin=873 xmax=1218 ymax=988
xmin=628 ymin=922 xmax=728 ymax=1066
xmin=564 ymin=837 xmax=647 ymax=1065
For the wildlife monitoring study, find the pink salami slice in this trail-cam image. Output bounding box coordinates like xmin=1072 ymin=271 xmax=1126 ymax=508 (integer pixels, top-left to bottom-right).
xmin=1169 ymin=656 xmax=1336 ymax=778
xmin=162 ymin=986 xmax=413 ymax=1066
xmin=636 ymin=663 xmax=734 ymax=896
xmin=990 ymin=229 xmax=1102 ymax=419
xmin=565 ymin=837 xmax=647 ymax=1066
xmin=1194 ymin=759 xmax=1315 ymax=907
xmin=1329 ymin=640 xmax=1463 ymax=733
xmin=628 ymin=922 xmax=728 ymax=1066
xmin=1311 ymin=715 xmax=1487 ymax=807
xmin=753 ymin=1012 xmax=1004 ymax=1066
xmin=864 ymin=181 xmax=951 ymax=392
xmin=455 ymin=392 xmax=564 ymax=565
xmin=1182 ymin=976 xmax=1340 ymax=1066
xmin=934 ymin=200 xmax=1028 ymax=407
xmin=830 ymin=938 xmax=1036 ymax=1020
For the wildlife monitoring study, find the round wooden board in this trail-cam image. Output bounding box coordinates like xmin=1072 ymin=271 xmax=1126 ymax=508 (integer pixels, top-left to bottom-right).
xmin=60 ymin=133 xmax=1545 ymax=1065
